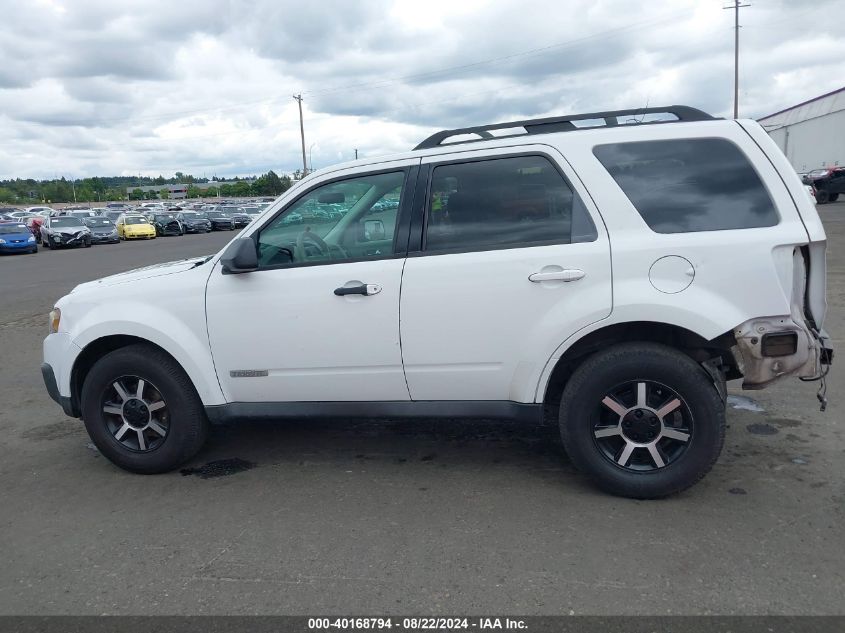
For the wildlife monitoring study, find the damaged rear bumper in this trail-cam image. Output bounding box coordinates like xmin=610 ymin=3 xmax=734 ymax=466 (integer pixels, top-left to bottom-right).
xmin=734 ymin=316 xmax=832 ymax=389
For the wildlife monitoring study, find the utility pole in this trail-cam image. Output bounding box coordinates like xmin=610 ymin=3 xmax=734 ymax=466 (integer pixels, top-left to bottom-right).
xmin=354 ymin=149 xmax=358 ymax=160
xmin=293 ymin=94 xmax=308 ymax=176
xmin=724 ymin=1 xmax=750 ymax=119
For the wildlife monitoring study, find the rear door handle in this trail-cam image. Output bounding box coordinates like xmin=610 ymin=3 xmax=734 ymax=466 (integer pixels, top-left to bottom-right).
xmin=528 ymin=269 xmax=585 ymax=283
xmin=334 ymin=283 xmax=382 ymax=296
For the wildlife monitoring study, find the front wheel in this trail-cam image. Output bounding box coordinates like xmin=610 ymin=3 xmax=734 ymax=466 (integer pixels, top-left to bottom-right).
xmin=815 ymin=190 xmax=829 ymax=204
xmin=830 ymin=193 xmax=839 ymax=202
xmin=558 ymin=342 xmax=725 ymax=499
xmin=81 ymin=344 xmax=209 ymax=474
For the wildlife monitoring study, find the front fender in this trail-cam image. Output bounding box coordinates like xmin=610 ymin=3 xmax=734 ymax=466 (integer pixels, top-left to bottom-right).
xmin=65 ymin=301 xmax=225 ymax=407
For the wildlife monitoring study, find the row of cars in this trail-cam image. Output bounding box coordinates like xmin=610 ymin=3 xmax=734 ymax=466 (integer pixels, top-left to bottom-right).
xmin=0 ymin=200 xmax=272 ymax=255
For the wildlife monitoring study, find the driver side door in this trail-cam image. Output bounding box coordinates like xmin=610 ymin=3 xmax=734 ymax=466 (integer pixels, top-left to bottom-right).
xmin=205 ymin=159 xmax=420 ymax=403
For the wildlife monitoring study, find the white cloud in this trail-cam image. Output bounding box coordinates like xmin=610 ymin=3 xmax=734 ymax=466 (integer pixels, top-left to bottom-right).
xmin=0 ymin=0 xmax=842 ymax=179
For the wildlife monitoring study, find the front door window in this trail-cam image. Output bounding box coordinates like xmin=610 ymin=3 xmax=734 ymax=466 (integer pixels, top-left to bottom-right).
xmin=257 ymin=171 xmax=406 ymax=269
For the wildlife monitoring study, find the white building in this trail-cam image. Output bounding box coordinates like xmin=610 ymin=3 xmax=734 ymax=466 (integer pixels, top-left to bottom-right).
xmin=758 ymin=86 xmax=845 ymax=173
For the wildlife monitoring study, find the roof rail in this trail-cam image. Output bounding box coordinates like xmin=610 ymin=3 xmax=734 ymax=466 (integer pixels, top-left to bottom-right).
xmin=414 ymin=105 xmax=716 ymax=150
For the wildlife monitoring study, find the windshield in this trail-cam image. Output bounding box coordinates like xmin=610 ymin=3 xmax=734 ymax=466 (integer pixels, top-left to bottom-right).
xmin=0 ymin=224 xmax=29 ymax=234
xmin=155 ymin=214 xmax=177 ymax=221
xmin=207 ymin=211 xmax=229 ymax=218
xmin=183 ymin=212 xmax=206 ymax=219
xmin=124 ymin=216 xmax=149 ymax=225
xmin=84 ymin=218 xmax=113 ymax=227
xmin=50 ymin=217 xmax=85 ymax=227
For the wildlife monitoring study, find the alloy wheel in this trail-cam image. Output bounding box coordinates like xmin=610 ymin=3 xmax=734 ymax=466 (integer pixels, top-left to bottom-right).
xmin=101 ymin=375 xmax=169 ymax=452
xmin=592 ymin=380 xmax=693 ymax=471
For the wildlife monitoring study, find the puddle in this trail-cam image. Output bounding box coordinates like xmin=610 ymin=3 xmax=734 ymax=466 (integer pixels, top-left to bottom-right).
xmin=727 ymin=395 xmax=765 ymax=412
xmin=180 ymin=458 xmax=256 ymax=479
xmin=747 ymin=423 xmax=779 ymax=436
xmin=729 ymin=487 xmax=747 ymax=495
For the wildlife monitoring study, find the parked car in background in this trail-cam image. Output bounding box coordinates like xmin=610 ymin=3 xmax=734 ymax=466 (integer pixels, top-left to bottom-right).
xmin=205 ymin=209 xmax=235 ymax=231
xmin=0 ymin=221 xmax=38 ymax=254
xmin=116 ymin=215 xmax=156 ymax=240
xmin=83 ymin=217 xmax=120 ymax=244
xmin=807 ymin=167 xmax=845 ymax=204
xmin=152 ymin=213 xmax=184 ymax=237
xmin=68 ymin=209 xmax=99 ymax=220
xmin=101 ymin=210 xmax=125 ymax=222
xmin=229 ymin=209 xmax=251 ymax=228
xmin=25 ymin=206 xmax=53 ymax=217
xmin=40 ymin=216 xmax=92 ymax=249
xmin=176 ymin=211 xmax=212 ymax=233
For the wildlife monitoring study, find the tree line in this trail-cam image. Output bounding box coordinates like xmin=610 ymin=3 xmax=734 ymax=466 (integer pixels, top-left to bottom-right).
xmin=0 ymin=170 xmax=293 ymax=204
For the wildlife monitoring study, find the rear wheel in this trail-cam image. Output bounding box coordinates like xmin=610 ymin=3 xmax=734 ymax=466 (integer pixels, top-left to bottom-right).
xmin=81 ymin=344 xmax=208 ymax=474
xmin=815 ymin=189 xmax=829 ymax=204
xmin=830 ymin=193 xmax=839 ymax=202
xmin=558 ymin=342 xmax=725 ymax=499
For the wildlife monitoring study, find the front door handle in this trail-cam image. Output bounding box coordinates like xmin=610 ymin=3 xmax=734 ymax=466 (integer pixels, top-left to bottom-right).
xmin=528 ymin=269 xmax=585 ymax=283
xmin=334 ymin=283 xmax=382 ymax=296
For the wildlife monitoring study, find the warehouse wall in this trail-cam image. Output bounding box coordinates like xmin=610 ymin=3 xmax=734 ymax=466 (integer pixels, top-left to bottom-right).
xmin=766 ymin=109 xmax=845 ymax=172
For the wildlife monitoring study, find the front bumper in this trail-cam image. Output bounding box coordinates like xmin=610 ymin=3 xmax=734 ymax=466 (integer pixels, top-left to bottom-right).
xmin=125 ymin=231 xmax=156 ymax=239
xmin=41 ymin=363 xmax=76 ymax=417
xmin=0 ymin=241 xmax=36 ymax=252
xmin=91 ymin=233 xmax=119 ymax=243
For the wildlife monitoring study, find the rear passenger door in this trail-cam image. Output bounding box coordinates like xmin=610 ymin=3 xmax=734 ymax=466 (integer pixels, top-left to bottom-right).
xmin=399 ymin=146 xmax=612 ymax=403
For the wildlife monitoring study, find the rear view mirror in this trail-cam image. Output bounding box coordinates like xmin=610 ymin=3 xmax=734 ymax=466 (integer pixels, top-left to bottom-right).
xmin=318 ymin=192 xmax=345 ymax=204
xmin=220 ymin=237 xmax=259 ymax=274
xmin=363 ymin=219 xmax=386 ymax=241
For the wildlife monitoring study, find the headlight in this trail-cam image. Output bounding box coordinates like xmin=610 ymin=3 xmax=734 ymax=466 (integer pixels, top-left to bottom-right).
xmin=28 ymin=235 xmax=35 ymax=242
xmin=49 ymin=307 xmax=61 ymax=333
xmin=0 ymin=239 xmax=5 ymax=244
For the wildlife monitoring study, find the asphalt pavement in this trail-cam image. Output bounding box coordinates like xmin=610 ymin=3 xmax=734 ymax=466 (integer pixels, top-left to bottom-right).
xmin=0 ymin=210 xmax=843 ymax=615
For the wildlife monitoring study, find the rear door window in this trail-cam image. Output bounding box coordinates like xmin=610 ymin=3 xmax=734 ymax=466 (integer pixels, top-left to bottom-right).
xmin=424 ymin=154 xmax=597 ymax=253
xmin=593 ymin=138 xmax=779 ymax=233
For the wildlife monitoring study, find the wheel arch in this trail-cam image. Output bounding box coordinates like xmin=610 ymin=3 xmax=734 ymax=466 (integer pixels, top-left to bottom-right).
xmin=69 ymin=334 xmax=221 ymax=418
xmin=539 ymin=320 xmax=738 ymax=415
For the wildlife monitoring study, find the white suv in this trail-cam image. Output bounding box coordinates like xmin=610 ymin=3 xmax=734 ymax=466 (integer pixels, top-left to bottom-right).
xmin=41 ymin=106 xmax=833 ymax=498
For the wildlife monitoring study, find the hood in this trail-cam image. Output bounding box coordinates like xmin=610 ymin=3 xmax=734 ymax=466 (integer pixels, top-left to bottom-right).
xmin=0 ymin=231 xmax=33 ymax=241
xmin=73 ymin=256 xmax=211 ymax=291
xmin=90 ymin=226 xmax=116 ymax=234
xmin=184 ymin=217 xmax=210 ymax=224
xmin=125 ymin=223 xmax=153 ymax=231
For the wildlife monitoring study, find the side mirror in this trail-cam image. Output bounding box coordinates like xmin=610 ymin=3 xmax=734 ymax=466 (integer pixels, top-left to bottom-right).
xmin=363 ymin=219 xmax=386 ymax=241
xmin=220 ymin=237 xmax=259 ymax=274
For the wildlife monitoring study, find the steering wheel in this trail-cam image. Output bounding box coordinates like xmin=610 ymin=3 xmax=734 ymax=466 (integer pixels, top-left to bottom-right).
xmin=294 ymin=229 xmax=329 ymax=261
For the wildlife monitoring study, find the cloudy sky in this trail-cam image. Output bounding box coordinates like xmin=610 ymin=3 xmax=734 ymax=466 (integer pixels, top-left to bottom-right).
xmin=1 ymin=0 xmax=842 ymax=180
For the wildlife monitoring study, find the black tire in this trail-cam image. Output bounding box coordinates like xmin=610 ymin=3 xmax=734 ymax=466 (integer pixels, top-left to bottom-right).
xmin=815 ymin=190 xmax=829 ymax=204
xmin=81 ymin=343 xmax=208 ymax=474
xmin=830 ymin=193 xmax=839 ymax=202
xmin=558 ymin=342 xmax=725 ymax=499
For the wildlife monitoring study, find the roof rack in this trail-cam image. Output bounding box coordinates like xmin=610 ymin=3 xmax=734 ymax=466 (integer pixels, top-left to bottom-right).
xmin=414 ymin=105 xmax=716 ymax=150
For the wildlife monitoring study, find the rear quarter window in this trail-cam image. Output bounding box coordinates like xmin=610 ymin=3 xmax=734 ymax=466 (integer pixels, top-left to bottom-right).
xmin=593 ymin=138 xmax=779 ymax=233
